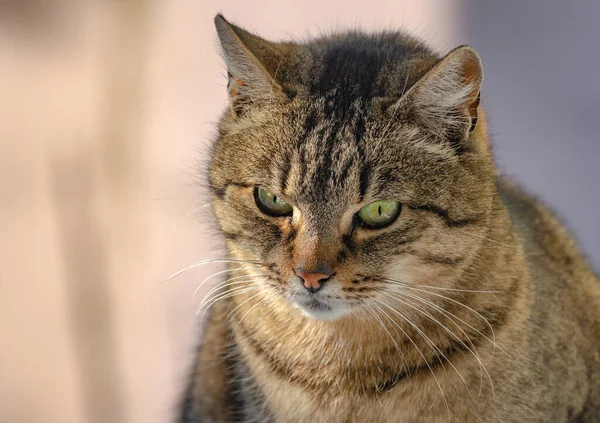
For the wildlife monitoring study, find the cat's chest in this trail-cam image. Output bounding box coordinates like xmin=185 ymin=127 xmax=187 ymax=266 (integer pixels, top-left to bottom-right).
xmin=250 ymin=372 xmax=453 ymax=423
xmin=235 ymin=332 xmax=468 ymax=423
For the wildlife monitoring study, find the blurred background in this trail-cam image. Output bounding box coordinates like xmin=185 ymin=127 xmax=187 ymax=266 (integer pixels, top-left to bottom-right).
xmin=0 ymin=1 xmax=597 ymax=422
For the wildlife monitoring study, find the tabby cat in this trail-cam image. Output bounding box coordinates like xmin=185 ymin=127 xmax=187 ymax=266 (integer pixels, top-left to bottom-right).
xmin=179 ymin=14 xmax=600 ymax=422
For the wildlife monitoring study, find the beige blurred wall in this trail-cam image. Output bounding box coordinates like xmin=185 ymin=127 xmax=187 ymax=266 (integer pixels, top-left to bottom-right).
xmin=0 ymin=1 xmax=463 ymax=422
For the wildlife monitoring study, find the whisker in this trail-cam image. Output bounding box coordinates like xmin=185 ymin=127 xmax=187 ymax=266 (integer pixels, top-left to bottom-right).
xmin=462 ymin=231 xmax=515 ymax=248
xmin=379 ymin=282 xmax=502 ymax=355
xmin=370 ymin=301 xmax=450 ymax=419
xmin=172 ymin=203 xmax=212 ymax=227
xmin=376 ymin=297 xmax=473 ymax=397
xmin=361 ymin=305 xmax=407 ymax=395
xmin=381 ymin=294 xmax=475 ymax=393
xmin=199 ymin=283 xmax=259 ymax=314
xmin=386 ymin=291 xmax=495 ymax=400
xmin=363 ymin=303 xmax=405 ymax=360
xmin=226 ymin=291 xmax=266 ymax=322
xmin=198 ymin=284 xmax=260 ymax=325
xmin=383 ymin=277 xmax=503 ymax=294
xmin=391 ymin=286 xmax=510 ymax=359
xmin=197 ymin=273 xmax=268 ymax=308
xmin=233 ymin=296 xmax=272 ymax=334
xmin=163 ymin=258 xmax=262 ymax=282
xmin=191 ymin=267 xmax=247 ymax=305
xmin=195 ymin=283 xmax=260 ymax=335
xmin=407 ymin=288 xmax=502 ymax=356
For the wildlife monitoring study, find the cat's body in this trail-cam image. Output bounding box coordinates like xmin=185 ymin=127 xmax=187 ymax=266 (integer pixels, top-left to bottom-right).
xmin=180 ymin=15 xmax=600 ymax=422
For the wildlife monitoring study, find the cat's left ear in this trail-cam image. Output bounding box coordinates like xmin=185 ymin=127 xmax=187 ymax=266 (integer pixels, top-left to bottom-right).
xmin=401 ymin=46 xmax=483 ymax=146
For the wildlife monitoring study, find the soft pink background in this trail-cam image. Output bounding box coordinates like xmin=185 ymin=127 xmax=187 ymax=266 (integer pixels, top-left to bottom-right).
xmin=0 ymin=1 xmax=462 ymax=422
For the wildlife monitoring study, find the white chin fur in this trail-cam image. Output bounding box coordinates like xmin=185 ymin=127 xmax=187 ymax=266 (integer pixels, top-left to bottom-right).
xmin=294 ymin=301 xmax=350 ymax=321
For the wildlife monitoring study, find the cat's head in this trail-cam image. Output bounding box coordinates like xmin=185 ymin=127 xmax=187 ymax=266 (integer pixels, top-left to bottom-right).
xmin=208 ymin=15 xmax=496 ymax=320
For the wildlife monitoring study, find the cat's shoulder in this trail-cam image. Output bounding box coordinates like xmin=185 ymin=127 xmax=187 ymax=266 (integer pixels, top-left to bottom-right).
xmin=497 ymin=177 xmax=598 ymax=288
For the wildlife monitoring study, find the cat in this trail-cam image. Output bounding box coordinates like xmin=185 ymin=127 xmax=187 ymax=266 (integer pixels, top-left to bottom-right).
xmin=178 ymin=14 xmax=600 ymax=422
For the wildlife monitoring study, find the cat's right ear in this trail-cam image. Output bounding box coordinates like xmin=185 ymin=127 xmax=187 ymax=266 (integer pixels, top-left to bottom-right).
xmin=214 ymin=15 xmax=293 ymax=117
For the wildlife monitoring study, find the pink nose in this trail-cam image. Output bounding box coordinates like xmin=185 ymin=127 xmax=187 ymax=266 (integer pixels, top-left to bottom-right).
xmin=295 ymin=271 xmax=331 ymax=293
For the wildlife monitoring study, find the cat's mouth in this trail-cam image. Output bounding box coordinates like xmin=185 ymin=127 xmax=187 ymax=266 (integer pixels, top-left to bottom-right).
xmin=292 ymin=294 xmax=349 ymax=321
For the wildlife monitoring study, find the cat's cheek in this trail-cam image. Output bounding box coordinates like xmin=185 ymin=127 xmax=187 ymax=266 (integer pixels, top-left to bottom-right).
xmin=384 ymin=254 xmax=464 ymax=294
xmin=386 ymin=256 xmax=446 ymax=286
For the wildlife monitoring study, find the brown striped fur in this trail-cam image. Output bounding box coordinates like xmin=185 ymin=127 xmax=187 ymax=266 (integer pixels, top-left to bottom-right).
xmin=179 ymin=15 xmax=600 ymax=422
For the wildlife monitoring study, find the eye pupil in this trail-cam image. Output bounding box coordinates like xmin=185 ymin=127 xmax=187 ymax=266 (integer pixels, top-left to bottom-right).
xmin=357 ymin=200 xmax=401 ymax=230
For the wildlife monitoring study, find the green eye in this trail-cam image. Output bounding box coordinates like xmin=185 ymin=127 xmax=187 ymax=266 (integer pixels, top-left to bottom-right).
xmin=357 ymin=200 xmax=402 ymax=229
xmin=254 ymin=187 xmax=293 ymax=216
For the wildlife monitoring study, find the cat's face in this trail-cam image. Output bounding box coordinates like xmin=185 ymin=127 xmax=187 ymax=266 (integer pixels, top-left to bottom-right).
xmin=208 ymin=16 xmax=495 ymax=320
